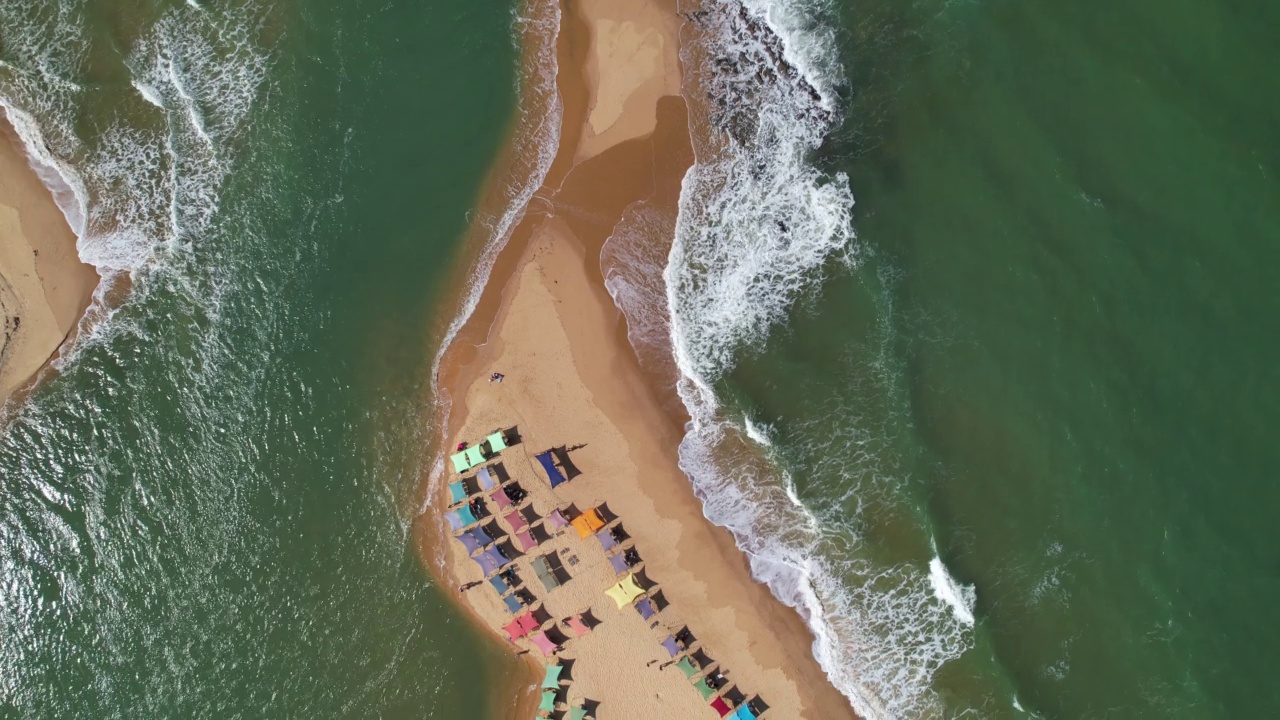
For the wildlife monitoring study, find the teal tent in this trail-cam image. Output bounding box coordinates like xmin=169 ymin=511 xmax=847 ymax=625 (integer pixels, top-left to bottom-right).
xmin=486 ymin=430 xmax=508 ymax=453
xmin=542 ymin=663 xmax=562 ymax=688
xmin=538 ymin=688 xmax=557 ymax=713
xmin=448 ymin=481 xmax=467 ymax=504
xmin=570 ymin=708 xmax=588 ymax=720
xmin=450 ymin=451 xmax=471 ymax=473
xmin=464 ymin=445 xmax=486 ymax=467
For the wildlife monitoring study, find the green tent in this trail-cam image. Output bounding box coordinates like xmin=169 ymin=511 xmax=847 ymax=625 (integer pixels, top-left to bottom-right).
xmin=570 ymin=708 xmax=588 ymax=720
xmin=676 ymin=657 xmax=698 ymax=679
xmin=487 ymin=430 xmax=508 ymax=453
xmin=539 ymin=688 xmax=557 ymax=713
xmin=542 ymin=663 xmax=563 ymax=689
xmin=450 ymin=451 xmax=471 ymax=473
xmin=693 ymin=677 xmax=715 ymax=700
xmin=464 ymin=445 xmax=486 ymax=468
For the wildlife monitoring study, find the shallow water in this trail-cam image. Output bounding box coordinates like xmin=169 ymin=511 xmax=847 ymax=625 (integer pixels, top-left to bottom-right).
xmin=0 ymin=0 xmax=522 ymax=715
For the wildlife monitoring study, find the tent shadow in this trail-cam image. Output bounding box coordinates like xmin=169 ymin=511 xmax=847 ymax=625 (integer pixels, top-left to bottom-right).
xmin=691 ymin=648 xmax=715 ymax=670
xmin=594 ymin=502 xmax=619 ymax=524
xmin=530 ymin=522 xmax=555 ymax=545
xmin=552 ymin=445 xmax=583 ymax=480
xmin=491 ymin=462 xmax=511 ymax=483
xmin=498 ymin=539 xmax=523 ymax=561
xmin=748 ymin=695 xmax=770 ymax=715
xmin=502 ymin=425 xmax=522 ymax=446
xmin=608 ymin=523 xmax=630 ymax=543
xmin=557 ymin=657 xmax=576 ymax=682
xmin=674 ymin=626 xmax=697 ymax=648
xmin=520 ymin=505 xmax=543 ymax=525
xmin=649 ymin=589 xmax=670 ymax=612
xmin=721 ymin=685 xmax=747 ymax=707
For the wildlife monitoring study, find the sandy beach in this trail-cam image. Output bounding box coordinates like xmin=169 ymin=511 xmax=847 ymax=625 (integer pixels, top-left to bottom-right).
xmin=420 ymin=0 xmax=858 ymax=718
xmin=0 ymin=111 xmax=98 ymax=408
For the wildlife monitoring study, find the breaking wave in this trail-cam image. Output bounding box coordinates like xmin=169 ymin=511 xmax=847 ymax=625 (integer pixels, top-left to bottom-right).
xmin=615 ymin=1 xmax=980 ymax=716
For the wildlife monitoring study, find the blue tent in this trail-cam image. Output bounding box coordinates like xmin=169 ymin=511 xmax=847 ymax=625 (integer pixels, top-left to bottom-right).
xmin=488 ymin=574 xmax=510 ymax=595
xmin=467 ymin=526 xmax=493 ymax=548
xmin=455 ymin=532 xmax=483 ymax=554
xmin=502 ymin=593 xmax=523 ymax=614
xmin=734 ymin=705 xmax=757 ymax=720
xmin=535 ymin=451 xmax=568 ymax=488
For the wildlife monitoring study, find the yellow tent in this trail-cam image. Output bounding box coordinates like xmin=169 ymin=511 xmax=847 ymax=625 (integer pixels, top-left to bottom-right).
xmin=571 ymin=507 xmax=606 ymax=539
xmin=604 ymin=573 xmax=645 ymax=609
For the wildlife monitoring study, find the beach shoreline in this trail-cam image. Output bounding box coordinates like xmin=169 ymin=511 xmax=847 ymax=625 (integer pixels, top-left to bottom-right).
xmin=0 ymin=110 xmax=99 ymax=412
xmin=416 ymin=0 xmax=857 ymax=718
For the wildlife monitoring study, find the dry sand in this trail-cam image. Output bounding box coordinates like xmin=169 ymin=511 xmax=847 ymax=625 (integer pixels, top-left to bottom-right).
xmin=420 ymin=0 xmax=858 ymax=718
xmin=0 ymin=112 xmax=98 ymax=408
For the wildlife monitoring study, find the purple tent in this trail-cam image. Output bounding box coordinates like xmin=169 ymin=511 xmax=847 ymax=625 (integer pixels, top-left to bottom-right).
xmin=535 ymin=451 xmax=568 ymax=488
xmin=477 ymin=467 xmax=498 ymax=491
xmin=444 ymin=505 xmax=478 ymax=531
xmin=596 ymin=531 xmax=617 ymax=552
xmin=661 ymin=636 xmax=681 ymax=658
xmin=467 ymin=526 xmax=493 ymax=548
xmin=635 ymin=597 xmax=656 ymax=620
xmin=455 ymin=532 xmax=483 ymax=555
xmin=473 ymin=546 xmax=508 ymax=576
xmin=608 ymin=553 xmax=629 ymax=575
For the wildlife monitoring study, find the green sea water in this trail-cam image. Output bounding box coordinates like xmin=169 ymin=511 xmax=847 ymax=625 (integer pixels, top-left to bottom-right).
xmin=719 ymin=0 xmax=1280 ymax=716
xmin=0 ymin=0 xmax=523 ymax=715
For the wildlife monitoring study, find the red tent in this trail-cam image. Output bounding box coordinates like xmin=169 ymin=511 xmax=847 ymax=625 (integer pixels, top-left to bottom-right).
xmin=516 ymin=612 xmax=539 ymax=635
xmin=503 ymin=618 xmax=528 ymax=641
xmin=710 ymin=697 xmax=732 ymax=717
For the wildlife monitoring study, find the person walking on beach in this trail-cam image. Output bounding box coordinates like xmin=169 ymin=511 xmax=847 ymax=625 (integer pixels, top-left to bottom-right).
xmin=489 ymin=372 xmax=504 ymax=383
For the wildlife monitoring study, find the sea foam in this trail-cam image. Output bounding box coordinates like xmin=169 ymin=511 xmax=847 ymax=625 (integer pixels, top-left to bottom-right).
xmin=600 ymin=1 xmax=979 ymax=716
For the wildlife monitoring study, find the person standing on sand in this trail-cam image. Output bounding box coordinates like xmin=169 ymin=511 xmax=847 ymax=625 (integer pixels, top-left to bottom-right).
xmin=489 ymin=372 xmax=504 ymax=383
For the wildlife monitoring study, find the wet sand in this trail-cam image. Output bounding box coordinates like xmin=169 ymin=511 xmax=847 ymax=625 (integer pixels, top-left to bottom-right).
xmin=420 ymin=0 xmax=858 ymax=717
xmin=0 ymin=111 xmax=98 ymax=409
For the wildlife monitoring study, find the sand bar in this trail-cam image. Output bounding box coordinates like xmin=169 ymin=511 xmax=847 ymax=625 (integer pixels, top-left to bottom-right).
xmin=420 ymin=0 xmax=858 ymax=717
xmin=0 ymin=111 xmax=98 ymax=408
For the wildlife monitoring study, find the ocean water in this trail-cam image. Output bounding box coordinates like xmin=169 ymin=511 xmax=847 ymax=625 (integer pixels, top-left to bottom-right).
xmin=620 ymin=0 xmax=1280 ymax=717
xmin=0 ymin=0 xmax=525 ymax=716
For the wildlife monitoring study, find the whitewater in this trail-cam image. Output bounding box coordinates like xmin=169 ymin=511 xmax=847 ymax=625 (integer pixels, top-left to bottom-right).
xmin=624 ymin=0 xmax=977 ymax=716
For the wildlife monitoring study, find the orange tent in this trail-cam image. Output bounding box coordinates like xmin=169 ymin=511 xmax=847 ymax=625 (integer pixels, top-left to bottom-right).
xmin=571 ymin=507 xmax=606 ymax=539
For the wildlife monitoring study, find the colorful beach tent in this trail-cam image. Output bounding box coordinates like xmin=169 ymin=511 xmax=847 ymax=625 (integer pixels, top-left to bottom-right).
xmin=711 ymin=697 xmax=733 ymax=717
xmin=503 ymin=617 xmax=530 ymax=641
xmin=533 ymin=556 xmax=562 ymax=591
xmin=542 ymin=663 xmax=563 ymax=688
xmin=535 ymin=451 xmax=568 ymax=488
xmin=694 ymin=677 xmax=716 ymax=700
xmin=448 ymin=481 xmax=467 ymax=504
xmin=464 ymin=445 xmax=486 ymax=467
xmin=635 ymin=597 xmax=656 ymax=620
xmin=733 ymin=706 xmax=757 ymax=720
xmin=530 ymin=631 xmax=559 ymax=657
xmin=504 ymin=510 xmax=528 ymax=533
xmin=455 ymin=531 xmax=483 ymax=555
xmin=604 ymin=573 xmax=645 ymax=609
xmin=450 ymin=451 xmax=471 ymax=474
xmin=488 ymin=574 xmax=510 ymax=596
xmin=514 ymin=530 xmax=538 ymax=553
xmin=486 ymin=431 xmax=508 ymax=453
xmin=661 ymin=636 xmax=681 ymax=658
xmin=516 ymin=611 xmax=539 ymax=635
xmin=545 ymin=508 xmax=570 ymax=532
xmin=445 ymin=506 xmax=478 ymax=531
xmin=570 ymin=709 xmax=588 ymax=720
xmin=566 ymin=614 xmax=590 ymax=638
xmin=596 ymin=530 xmax=617 ymax=552
xmin=477 ymin=467 xmax=497 ymax=491
xmin=491 ymin=486 xmax=514 ymax=511
xmin=676 ymin=657 xmax=698 ymax=679
xmin=473 ymin=546 xmax=507 ymax=575
xmin=606 ymin=552 xmax=631 ymax=577
xmin=502 ymin=593 xmax=523 ymax=614
xmin=571 ymin=508 xmax=606 ymax=539
xmin=539 ymin=689 xmax=557 ymax=713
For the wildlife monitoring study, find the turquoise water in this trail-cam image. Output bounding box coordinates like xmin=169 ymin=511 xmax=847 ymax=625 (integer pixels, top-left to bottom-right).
xmin=686 ymin=0 xmax=1280 ymax=716
xmin=0 ymin=0 xmax=521 ymax=715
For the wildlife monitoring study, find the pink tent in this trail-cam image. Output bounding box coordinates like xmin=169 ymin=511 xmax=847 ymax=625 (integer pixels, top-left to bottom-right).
xmin=530 ymin=631 xmax=560 ymax=657
xmin=490 ymin=486 xmax=513 ymax=511
xmin=516 ymin=612 xmax=539 ymax=635
xmin=503 ymin=618 xmax=529 ymax=641
xmin=504 ymin=510 xmax=528 ymax=533
xmin=545 ymin=508 xmax=569 ymax=532
xmin=565 ymin=615 xmax=590 ymax=638
xmin=515 ymin=530 xmax=538 ymax=552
